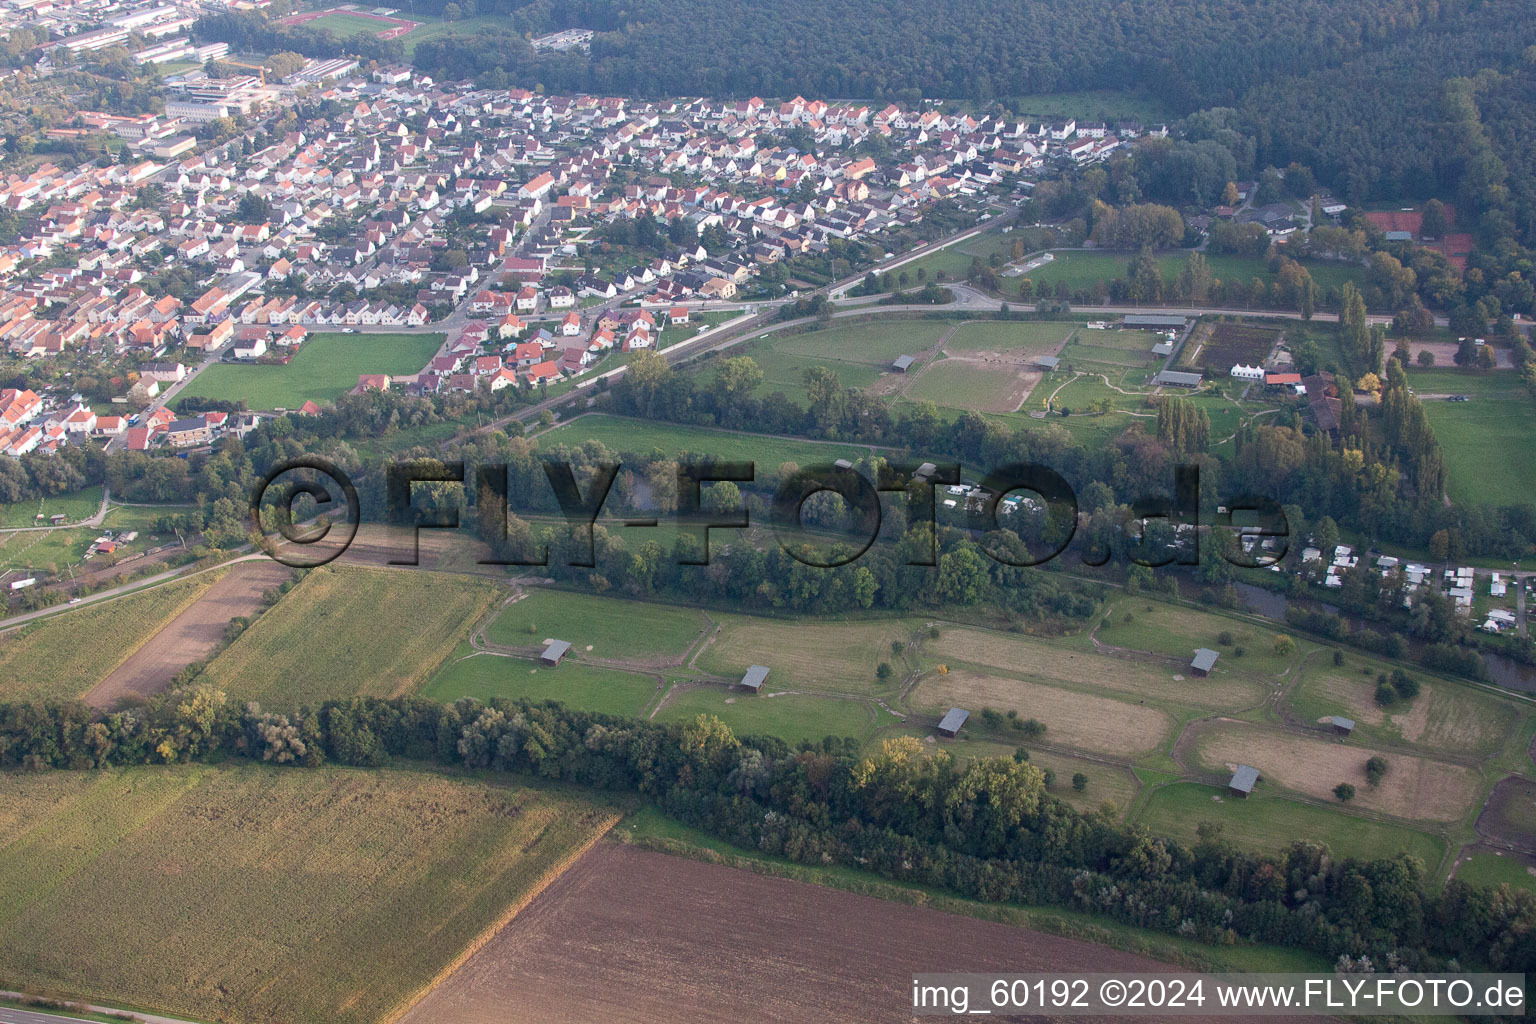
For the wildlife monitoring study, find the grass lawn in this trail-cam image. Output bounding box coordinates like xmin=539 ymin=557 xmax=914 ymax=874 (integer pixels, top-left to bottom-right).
xmin=1455 ymin=851 xmax=1536 ymax=893
xmin=0 ymin=765 xmax=619 ymax=1024
xmin=896 ymin=231 xmax=1015 ymax=283
xmin=177 ymin=333 xmax=444 ymax=411
xmin=200 ymin=564 xmax=497 ymax=704
xmin=0 ymin=575 xmax=215 ymax=703
xmin=903 ymin=357 xmax=1024 ymax=411
xmin=696 ymin=614 xmax=919 ymax=697
xmin=654 ymin=685 xmax=879 ymax=746
xmin=768 ymin=319 xmax=949 ymax=363
xmin=484 ymin=588 xmax=708 ymax=660
xmin=1097 ymin=595 xmax=1306 ymax=677
xmin=1418 ymin=385 xmax=1536 ymax=506
xmin=537 ymin=413 xmax=880 ymax=468
xmin=420 ymin=652 xmax=660 ymax=716
xmin=1137 ymin=782 xmax=1448 ymax=866
xmin=0 ymin=486 xmax=103 ymax=528
xmin=943 ymin=319 xmax=1075 ymax=353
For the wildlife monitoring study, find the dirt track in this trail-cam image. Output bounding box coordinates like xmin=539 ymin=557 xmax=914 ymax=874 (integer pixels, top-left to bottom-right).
xmin=399 ymin=843 xmax=1326 ymax=1024
xmin=84 ymin=562 xmax=293 ymax=708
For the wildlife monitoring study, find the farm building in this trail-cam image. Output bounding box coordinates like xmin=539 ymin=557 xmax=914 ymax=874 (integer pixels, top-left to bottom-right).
xmin=1228 ymin=765 xmax=1259 ymax=797
xmin=541 ymin=639 xmax=572 ymax=666
xmin=892 ymin=354 xmax=915 ymax=372
xmin=1034 ymin=355 xmax=1060 ymax=370
xmin=739 ymin=665 xmax=770 ymax=693
xmin=1151 ymin=341 xmax=1174 ymax=356
xmin=1124 ymin=314 xmax=1187 ymax=329
xmin=1155 ymin=370 xmax=1203 ymax=388
xmin=1190 ymin=648 xmax=1219 ymax=676
xmin=1328 ymin=715 xmax=1355 ymax=736
xmin=937 ymin=707 xmax=969 ymax=737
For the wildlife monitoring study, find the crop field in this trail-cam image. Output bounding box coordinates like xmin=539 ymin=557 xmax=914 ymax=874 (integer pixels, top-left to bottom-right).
xmin=1137 ymin=782 xmax=1448 ymax=866
xmin=1455 ymin=850 xmax=1536 ymax=893
xmin=199 ymin=565 xmax=498 ymax=703
xmin=86 ymin=561 xmax=294 ymax=709
xmin=536 ymin=414 xmax=876 ymax=468
xmin=0 ymin=766 xmax=619 ymax=1024
xmin=654 ymin=685 xmax=880 ymax=746
xmin=1287 ymin=663 xmax=1514 ymax=757
xmin=177 ymin=333 xmax=444 ymax=411
xmin=925 ymin=626 xmax=1266 ymax=709
xmin=398 ymin=842 xmax=1185 ymax=1024
xmin=1419 ymin=385 xmax=1536 ymax=506
xmin=420 ymin=652 xmax=661 ymax=716
xmin=0 ymin=486 xmax=103 ymax=528
xmin=912 ymin=668 xmax=1173 ymax=756
xmin=0 ymin=575 xmax=215 ymax=703
xmin=695 ymin=615 xmax=919 ymax=696
xmin=485 ymin=589 xmax=709 ymax=662
xmin=1188 ymin=720 xmax=1481 ymax=823
xmin=1179 ymin=322 xmax=1279 ymax=372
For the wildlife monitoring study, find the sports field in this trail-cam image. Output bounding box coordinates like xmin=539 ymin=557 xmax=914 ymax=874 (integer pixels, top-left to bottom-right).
xmin=0 ymin=575 xmax=215 ymax=703
xmin=0 ymin=766 xmax=619 ymax=1024
xmin=306 ymin=11 xmax=398 ymax=35
xmin=199 ymin=565 xmax=498 ymax=703
xmin=177 ymin=333 xmax=444 ymax=411
xmin=485 ymin=588 xmax=709 ymax=661
xmin=420 ymin=652 xmax=661 ymax=716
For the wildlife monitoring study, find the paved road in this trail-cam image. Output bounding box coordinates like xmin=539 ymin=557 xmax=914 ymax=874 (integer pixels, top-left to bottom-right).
xmin=0 ymin=996 xmax=202 ymax=1024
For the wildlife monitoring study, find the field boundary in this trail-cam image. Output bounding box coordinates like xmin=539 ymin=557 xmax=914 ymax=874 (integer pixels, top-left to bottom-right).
xmin=381 ymin=808 xmax=624 ymax=1024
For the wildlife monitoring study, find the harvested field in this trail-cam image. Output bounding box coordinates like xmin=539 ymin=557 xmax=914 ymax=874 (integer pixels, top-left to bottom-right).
xmin=1189 ymin=720 xmax=1481 ymax=823
xmin=1475 ymin=775 xmax=1536 ymax=853
xmin=401 ymin=843 xmax=1308 ymax=1024
xmin=696 ymin=616 xmax=920 ymax=696
xmin=0 ymin=575 xmax=216 ymax=703
xmin=927 ymin=627 xmax=1265 ymax=709
xmin=85 ymin=561 xmax=293 ymax=708
xmin=200 ymin=564 xmax=499 ymax=704
xmin=912 ymin=668 xmax=1172 ymax=755
xmin=1289 ymin=666 xmax=1513 ymax=756
xmin=0 ymin=765 xmax=619 ymax=1024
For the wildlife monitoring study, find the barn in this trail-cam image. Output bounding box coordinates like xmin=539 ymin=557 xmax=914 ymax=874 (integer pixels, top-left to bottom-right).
xmin=1229 ymin=765 xmax=1259 ymax=797
xmin=739 ymin=665 xmax=770 ymax=693
xmin=541 ymin=639 xmax=572 ymax=666
xmin=1124 ymin=314 xmax=1188 ymax=330
xmin=937 ymin=707 xmax=970 ymax=737
xmin=1328 ymin=715 xmax=1355 ymax=736
xmin=892 ymin=354 xmax=915 ymax=373
xmin=1190 ymin=648 xmax=1219 ymax=676
xmin=1155 ymin=370 xmax=1203 ymax=388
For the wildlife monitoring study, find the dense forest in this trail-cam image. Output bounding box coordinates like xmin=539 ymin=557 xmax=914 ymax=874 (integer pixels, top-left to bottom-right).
xmin=2 ymin=689 xmax=1532 ymax=973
